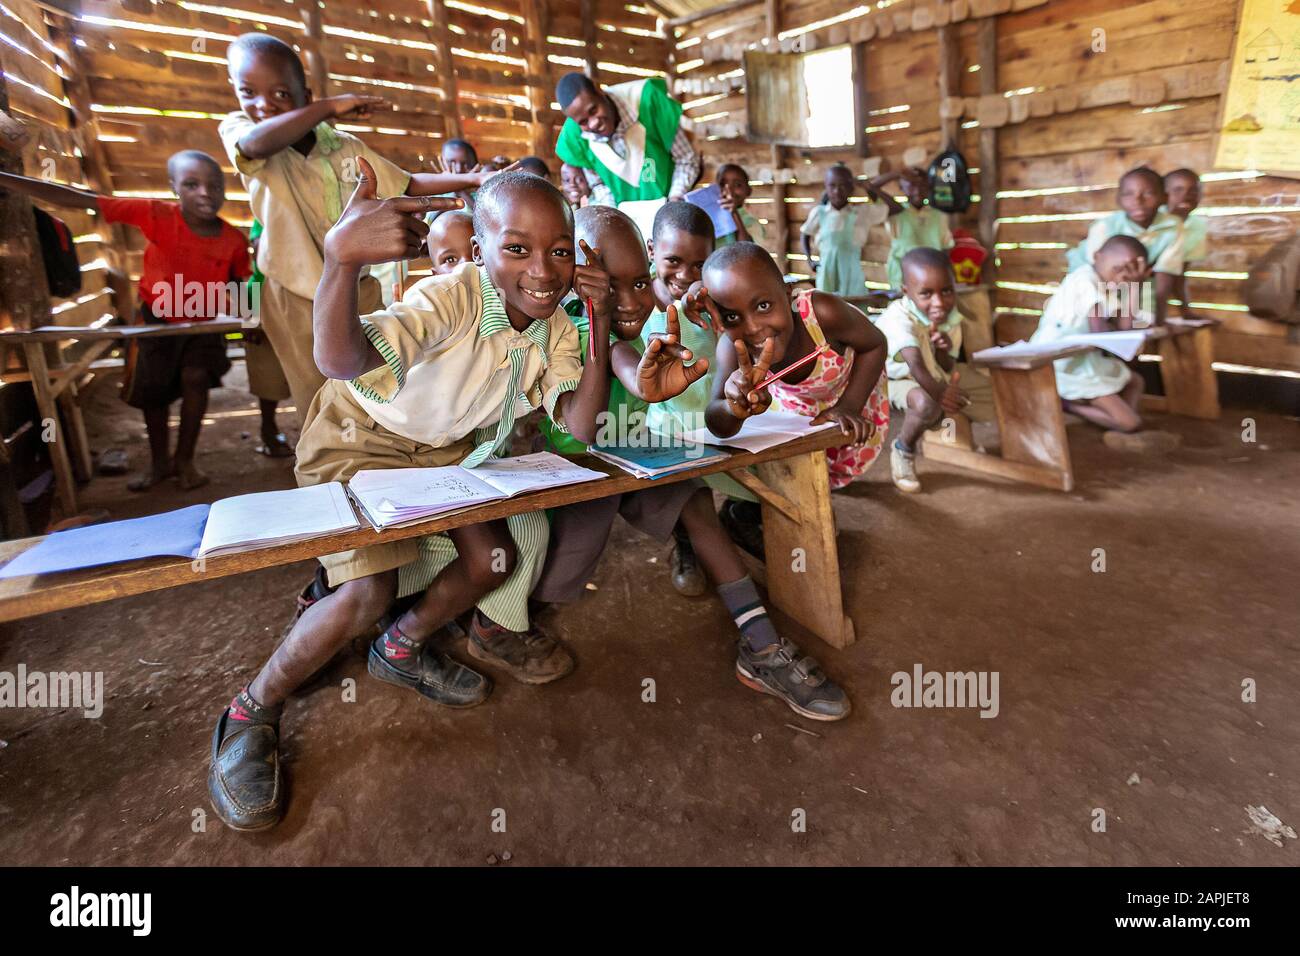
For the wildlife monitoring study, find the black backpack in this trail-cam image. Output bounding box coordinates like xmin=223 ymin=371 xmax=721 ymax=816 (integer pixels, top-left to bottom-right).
xmin=33 ymin=207 xmax=82 ymax=299
xmin=927 ymin=146 xmax=972 ymax=214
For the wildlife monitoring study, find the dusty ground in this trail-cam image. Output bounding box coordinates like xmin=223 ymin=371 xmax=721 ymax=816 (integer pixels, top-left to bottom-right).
xmin=0 ymin=365 xmax=1296 ymax=866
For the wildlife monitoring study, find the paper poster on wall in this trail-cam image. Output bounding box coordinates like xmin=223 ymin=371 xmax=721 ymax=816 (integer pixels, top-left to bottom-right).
xmin=1213 ymin=0 xmax=1300 ymax=177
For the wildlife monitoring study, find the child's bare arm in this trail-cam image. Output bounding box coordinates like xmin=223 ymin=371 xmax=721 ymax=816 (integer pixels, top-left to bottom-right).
xmin=901 ymin=347 xmax=948 ymax=405
xmin=315 ymin=158 xmax=452 ymax=379
xmin=236 ymin=95 xmax=385 ymax=159
xmin=552 ymin=239 xmax=612 ymax=443
xmin=0 ymin=170 xmax=100 ymax=210
xmin=801 ymin=232 xmax=816 ymax=268
xmin=865 ymin=171 xmax=905 ymax=214
xmin=808 ymin=292 xmax=886 ymax=444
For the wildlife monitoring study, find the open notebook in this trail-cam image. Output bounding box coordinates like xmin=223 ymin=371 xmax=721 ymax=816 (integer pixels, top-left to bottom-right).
xmin=0 ymin=482 xmax=359 ymax=578
xmin=972 ymin=330 xmax=1148 ymax=364
xmin=680 ymin=408 xmax=838 ymax=454
xmin=196 ymin=482 xmax=359 ymax=557
xmin=348 ymin=452 xmax=608 ymax=530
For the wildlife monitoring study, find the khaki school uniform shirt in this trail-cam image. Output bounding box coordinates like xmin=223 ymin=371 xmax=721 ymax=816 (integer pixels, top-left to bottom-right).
xmin=875 ymin=296 xmax=962 ymax=385
xmin=218 ymin=111 xmax=411 ymax=300
xmin=349 ymin=263 xmax=582 ymax=447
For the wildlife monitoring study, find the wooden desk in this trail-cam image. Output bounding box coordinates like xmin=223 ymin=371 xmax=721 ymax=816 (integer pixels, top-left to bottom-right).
xmin=0 ymin=320 xmax=244 ymax=517
xmin=0 ymin=427 xmax=859 ymax=649
xmin=922 ymin=322 xmax=1220 ymax=493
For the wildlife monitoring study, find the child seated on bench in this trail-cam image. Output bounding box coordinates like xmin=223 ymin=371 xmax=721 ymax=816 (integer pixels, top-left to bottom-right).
xmin=534 ymin=207 xmax=851 ymax=723
xmin=1163 ymin=168 xmax=1208 ymax=322
xmin=1066 ymin=166 xmax=1185 ymax=324
xmin=1030 ymin=234 xmax=1149 ymax=435
xmin=207 ymin=170 xmax=609 ymax=832
xmin=698 ymin=241 xmax=889 ymax=490
xmin=874 ymin=248 xmax=972 ymax=494
xmin=0 ymin=151 xmax=249 ymax=492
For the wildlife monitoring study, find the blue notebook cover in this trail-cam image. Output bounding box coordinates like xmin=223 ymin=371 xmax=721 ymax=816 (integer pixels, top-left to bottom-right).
xmin=592 ymin=437 xmax=729 ymax=478
xmin=685 ymin=184 xmax=737 ymax=238
xmin=0 ymin=504 xmax=210 ymax=579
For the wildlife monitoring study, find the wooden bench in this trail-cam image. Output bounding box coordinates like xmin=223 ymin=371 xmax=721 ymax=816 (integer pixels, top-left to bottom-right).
xmin=921 ymin=321 xmax=1220 ymax=493
xmin=0 ymin=427 xmax=859 ymax=650
xmin=0 ymin=319 xmax=245 ymax=517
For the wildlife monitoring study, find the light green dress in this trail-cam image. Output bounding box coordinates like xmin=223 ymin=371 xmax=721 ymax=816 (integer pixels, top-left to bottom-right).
xmin=640 ymin=306 xmax=754 ymax=501
xmin=1029 ymin=266 xmax=1132 ymax=401
xmin=802 ymin=203 xmax=870 ymax=296
xmin=716 ymin=208 xmax=766 ymax=248
xmin=885 ymin=204 xmax=953 ymax=290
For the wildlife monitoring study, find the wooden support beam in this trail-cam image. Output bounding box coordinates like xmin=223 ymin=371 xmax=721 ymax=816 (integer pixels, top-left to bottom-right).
xmin=977 ymin=17 xmax=999 ymax=290
xmin=579 ymin=0 xmax=599 ymax=81
xmin=937 ymin=24 xmax=961 ymax=147
xmin=427 ymin=0 xmax=463 ymax=141
xmin=520 ymin=0 xmax=553 ymax=161
xmin=297 ymin=0 xmax=330 ymax=100
xmin=765 ymin=0 xmax=789 ymax=273
xmin=669 ymin=0 xmax=762 ymax=28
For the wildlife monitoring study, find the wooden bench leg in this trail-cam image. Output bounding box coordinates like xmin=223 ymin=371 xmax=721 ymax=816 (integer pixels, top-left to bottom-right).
xmin=922 ymin=365 xmax=1074 ymax=492
xmin=57 ymin=383 xmax=93 ymax=483
xmin=22 ymin=342 xmax=78 ymax=516
xmin=749 ymin=450 xmax=855 ymax=649
xmin=1157 ymin=326 xmax=1219 ymax=420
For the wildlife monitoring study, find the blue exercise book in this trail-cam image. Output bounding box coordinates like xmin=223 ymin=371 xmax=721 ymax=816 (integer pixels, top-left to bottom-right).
xmin=0 ymin=505 xmax=209 ymax=579
xmin=685 ymin=184 xmax=737 ymax=238
xmin=588 ymin=436 xmax=730 ymax=479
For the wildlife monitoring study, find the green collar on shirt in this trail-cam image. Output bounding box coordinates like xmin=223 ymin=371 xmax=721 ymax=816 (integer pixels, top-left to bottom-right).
xmin=477 ymin=265 xmax=551 ymax=355
xmin=901 ymin=294 xmax=961 ymax=333
xmin=314 ymin=121 xmax=343 ymax=155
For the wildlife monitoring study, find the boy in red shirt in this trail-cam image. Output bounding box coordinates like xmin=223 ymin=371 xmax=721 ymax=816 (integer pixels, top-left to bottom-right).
xmin=0 ymin=150 xmax=251 ymax=491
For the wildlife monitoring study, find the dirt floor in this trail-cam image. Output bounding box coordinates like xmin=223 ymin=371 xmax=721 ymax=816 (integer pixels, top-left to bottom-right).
xmin=0 ymin=364 xmax=1296 ymax=866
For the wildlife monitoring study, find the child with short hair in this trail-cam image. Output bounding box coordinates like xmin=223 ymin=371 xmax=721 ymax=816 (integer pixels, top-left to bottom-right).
xmin=1163 ymin=168 xmax=1207 ymax=321
xmin=638 ymin=201 xmax=727 ymax=591
xmin=700 ymin=241 xmax=890 ymax=491
xmin=219 ymin=33 xmax=494 ymax=427
xmin=715 ymin=162 xmax=765 ymax=247
xmin=0 ymin=150 xmax=249 ymax=491
xmin=535 ymin=206 xmax=851 ymax=724
xmin=424 ymin=209 xmax=475 ymax=275
xmin=800 ymin=163 xmax=886 ymax=295
xmin=872 ymin=166 xmax=954 ymax=291
xmin=207 ymin=170 xmax=610 ymax=832
xmin=1065 ymin=166 xmax=1185 ymax=324
xmin=515 ymin=156 xmax=551 ymax=180
xmin=1031 ymin=234 xmax=1149 ymax=435
xmin=874 ymin=248 xmax=971 ymax=494
xmin=560 ymin=162 xmax=592 ymax=209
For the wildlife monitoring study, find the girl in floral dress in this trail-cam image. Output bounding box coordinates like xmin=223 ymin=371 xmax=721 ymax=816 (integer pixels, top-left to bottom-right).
xmin=688 ymin=242 xmax=889 ymax=490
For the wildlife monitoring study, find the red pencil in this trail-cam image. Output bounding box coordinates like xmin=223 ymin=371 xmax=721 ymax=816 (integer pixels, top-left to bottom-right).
xmin=755 ymin=343 xmax=828 ymax=392
xmin=586 ymin=296 xmax=596 ymax=363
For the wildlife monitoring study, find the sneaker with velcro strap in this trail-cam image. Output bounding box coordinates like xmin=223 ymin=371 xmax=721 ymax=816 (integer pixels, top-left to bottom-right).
xmin=736 ymin=637 xmax=851 ymax=721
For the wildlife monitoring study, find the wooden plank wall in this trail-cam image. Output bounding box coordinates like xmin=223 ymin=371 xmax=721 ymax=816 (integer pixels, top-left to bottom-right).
xmin=0 ymin=0 xmax=111 ymax=332
xmin=3 ymin=0 xmax=668 ymax=323
xmin=670 ymin=0 xmax=1300 ymax=373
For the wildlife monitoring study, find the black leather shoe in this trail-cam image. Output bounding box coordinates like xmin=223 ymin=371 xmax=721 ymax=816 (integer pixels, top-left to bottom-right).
xmin=736 ymin=638 xmax=851 ymax=722
xmin=670 ymin=529 xmax=706 ymax=597
xmin=208 ymin=707 xmax=283 ymax=832
xmin=367 ymin=635 xmax=492 ymax=707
